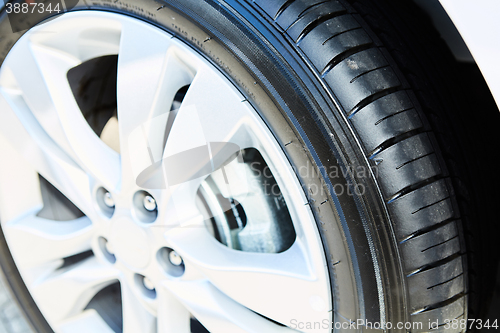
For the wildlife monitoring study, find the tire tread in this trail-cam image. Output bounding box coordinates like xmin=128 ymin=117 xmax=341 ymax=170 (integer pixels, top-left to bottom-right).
xmin=252 ymin=0 xmax=468 ymax=326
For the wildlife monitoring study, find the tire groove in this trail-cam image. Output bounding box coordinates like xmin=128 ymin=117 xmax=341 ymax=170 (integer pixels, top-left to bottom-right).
xmin=427 ymin=272 xmax=463 ymax=290
xmin=321 ymin=25 xmax=362 ymax=45
xmin=411 ymin=292 xmax=465 ymax=315
xmin=274 ymin=0 xmax=296 ymax=20
xmin=297 ymin=0 xmax=330 ymax=18
xmin=386 ymin=175 xmax=444 ymax=204
xmin=411 ymin=196 xmax=450 ymax=215
xmin=320 ymin=44 xmax=374 ymax=77
xmin=295 ymin=10 xmax=348 ymax=43
xmin=399 ymin=217 xmax=459 ymax=244
xmin=407 ymin=252 xmax=462 ymax=277
xmin=374 ymin=106 xmax=414 ymax=125
xmin=367 ymin=128 xmax=423 ymax=159
xmin=396 ymin=152 xmax=434 ymax=170
xmin=347 ymin=86 xmax=401 ymax=118
xmin=421 ymin=235 xmax=458 ymax=253
xmin=350 ymin=64 xmax=390 ymax=83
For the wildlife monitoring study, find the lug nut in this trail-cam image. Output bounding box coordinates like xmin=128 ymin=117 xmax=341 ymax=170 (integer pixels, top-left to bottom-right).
xmin=143 ymin=276 xmax=155 ymax=291
xmin=103 ymin=191 xmax=115 ymax=208
xmin=169 ymin=251 xmax=183 ymax=266
xmin=98 ymin=237 xmax=116 ymax=264
xmin=143 ymin=195 xmax=157 ymax=212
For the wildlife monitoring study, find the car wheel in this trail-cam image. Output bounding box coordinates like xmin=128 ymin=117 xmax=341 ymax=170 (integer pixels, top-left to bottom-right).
xmin=0 ymin=0 xmax=492 ymax=332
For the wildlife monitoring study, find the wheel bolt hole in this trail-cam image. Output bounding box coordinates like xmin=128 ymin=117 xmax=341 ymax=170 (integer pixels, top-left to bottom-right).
xmin=98 ymin=237 xmax=116 ymax=263
xmin=96 ymin=187 xmax=115 ymax=218
xmin=157 ymin=247 xmax=185 ymax=277
xmin=133 ymin=191 xmax=157 ymax=223
xmin=135 ymin=274 xmax=156 ymax=299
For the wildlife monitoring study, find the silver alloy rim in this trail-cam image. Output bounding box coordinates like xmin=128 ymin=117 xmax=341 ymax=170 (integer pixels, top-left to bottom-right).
xmin=0 ymin=11 xmax=331 ymax=333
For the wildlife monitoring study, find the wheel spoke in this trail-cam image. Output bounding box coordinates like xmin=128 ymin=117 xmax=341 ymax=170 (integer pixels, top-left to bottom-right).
xmin=0 ymin=36 xmax=120 ymax=191
xmin=56 ymin=310 xmax=116 ymax=333
xmin=157 ymin=64 xmax=259 ymax=222
xmin=165 ymin=227 xmax=330 ymax=327
xmin=0 ymin=93 xmax=95 ymax=217
xmin=30 ymin=257 xmax=119 ymax=327
xmin=164 ymin=63 xmax=254 ymax=158
xmin=162 ymin=279 xmax=299 ymax=333
xmin=120 ymin=281 xmax=156 ymax=333
xmin=2 ymin=210 xmax=94 ymax=269
xmin=156 ymin=287 xmax=191 ymax=333
xmin=117 ymin=21 xmax=193 ymax=190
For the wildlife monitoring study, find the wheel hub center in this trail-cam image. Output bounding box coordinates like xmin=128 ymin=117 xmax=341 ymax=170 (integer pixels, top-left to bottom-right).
xmin=110 ymin=218 xmax=150 ymax=269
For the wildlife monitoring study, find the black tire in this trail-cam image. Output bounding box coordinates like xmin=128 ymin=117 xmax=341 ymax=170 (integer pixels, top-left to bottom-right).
xmin=0 ymin=0 xmax=498 ymax=332
xmin=258 ymin=0 xmax=470 ymax=326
